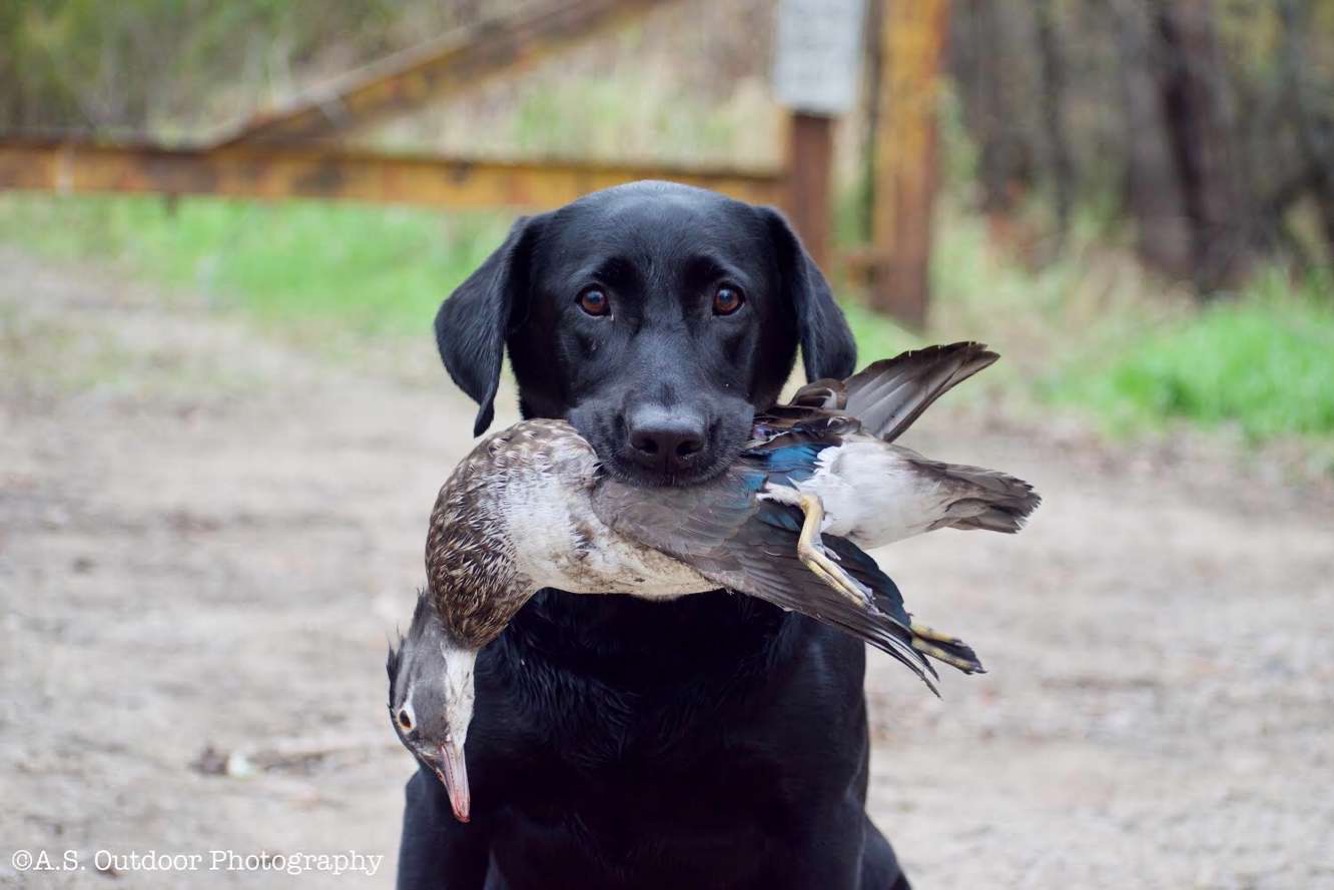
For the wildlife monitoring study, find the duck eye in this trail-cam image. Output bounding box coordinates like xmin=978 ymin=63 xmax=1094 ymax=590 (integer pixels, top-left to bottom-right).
xmin=397 ymin=709 xmax=413 ymax=732
xmin=713 ymin=285 xmax=744 ymax=316
xmin=576 ymin=287 xmax=611 ymax=317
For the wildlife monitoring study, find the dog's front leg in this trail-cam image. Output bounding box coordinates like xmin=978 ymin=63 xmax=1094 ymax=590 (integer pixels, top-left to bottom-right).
xmin=397 ymin=766 xmax=491 ymax=890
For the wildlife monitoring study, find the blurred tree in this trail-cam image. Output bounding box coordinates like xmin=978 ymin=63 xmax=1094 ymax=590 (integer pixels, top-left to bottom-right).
xmin=953 ymin=0 xmax=1037 ymax=218
xmin=949 ymin=0 xmax=1333 ymax=295
xmin=1279 ymin=0 xmax=1334 ymax=256
xmin=1155 ymin=0 xmax=1256 ymax=292
xmin=0 ymin=0 xmax=518 ymax=139
xmin=1112 ymin=0 xmax=1195 ymax=280
xmin=3 ymin=0 xmax=1331 ymax=295
xmin=1034 ymin=0 xmax=1073 ymax=246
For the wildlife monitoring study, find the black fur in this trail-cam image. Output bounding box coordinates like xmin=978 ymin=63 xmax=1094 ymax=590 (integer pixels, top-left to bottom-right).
xmin=406 ymin=181 xmax=909 ymax=890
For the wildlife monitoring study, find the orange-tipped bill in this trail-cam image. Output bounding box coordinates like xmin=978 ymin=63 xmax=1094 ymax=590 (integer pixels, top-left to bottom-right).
xmin=434 ymin=741 xmax=470 ymax=823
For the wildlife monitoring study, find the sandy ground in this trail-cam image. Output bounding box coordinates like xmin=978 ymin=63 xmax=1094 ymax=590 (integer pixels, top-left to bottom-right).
xmin=2 ymin=248 xmax=1333 ymax=889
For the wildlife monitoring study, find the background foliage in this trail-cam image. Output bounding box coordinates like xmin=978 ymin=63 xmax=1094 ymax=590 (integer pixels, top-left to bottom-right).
xmin=1 ymin=0 xmax=1332 ymax=455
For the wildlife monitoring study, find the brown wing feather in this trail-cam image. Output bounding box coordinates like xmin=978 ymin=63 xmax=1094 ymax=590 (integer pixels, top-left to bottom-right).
xmin=764 ymin=342 xmax=997 ymax=450
xmin=590 ymin=472 xmax=940 ymax=691
xmin=838 ymin=342 xmax=998 ymax=441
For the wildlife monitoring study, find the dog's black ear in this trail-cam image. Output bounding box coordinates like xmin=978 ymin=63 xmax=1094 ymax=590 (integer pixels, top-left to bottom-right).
xmin=434 ymin=216 xmax=540 ymax=436
xmin=760 ymin=207 xmax=857 ymax=381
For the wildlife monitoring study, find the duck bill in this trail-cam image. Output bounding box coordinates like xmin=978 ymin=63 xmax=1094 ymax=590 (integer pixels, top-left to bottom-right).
xmin=435 ymin=741 xmax=470 ymax=823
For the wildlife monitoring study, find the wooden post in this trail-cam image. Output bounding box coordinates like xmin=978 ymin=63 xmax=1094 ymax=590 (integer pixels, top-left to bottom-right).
xmin=772 ymin=0 xmax=866 ymax=275
xmin=785 ymin=111 xmax=835 ymax=272
xmin=870 ymin=0 xmax=949 ymax=330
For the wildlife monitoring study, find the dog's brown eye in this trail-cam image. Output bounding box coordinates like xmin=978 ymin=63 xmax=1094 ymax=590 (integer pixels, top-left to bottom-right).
xmin=577 ymin=288 xmax=611 ymax=317
xmin=713 ymin=285 xmax=744 ymax=316
xmin=397 ymin=709 xmax=413 ymax=732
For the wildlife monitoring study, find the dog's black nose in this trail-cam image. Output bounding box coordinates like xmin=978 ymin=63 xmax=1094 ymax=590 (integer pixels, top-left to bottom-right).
xmin=625 ymin=406 xmax=706 ymax=474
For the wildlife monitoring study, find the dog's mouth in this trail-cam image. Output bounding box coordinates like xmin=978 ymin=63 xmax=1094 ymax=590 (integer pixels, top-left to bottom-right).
xmin=570 ymin=406 xmax=750 ymax=489
xmin=597 ymin=447 xmax=736 ymax=488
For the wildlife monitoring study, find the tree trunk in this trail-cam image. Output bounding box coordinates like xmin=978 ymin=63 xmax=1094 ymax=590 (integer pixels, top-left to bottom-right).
xmin=956 ymin=0 xmax=1029 ymax=216
xmin=1111 ymin=0 xmax=1195 ymax=280
xmin=1155 ymin=0 xmax=1255 ymax=293
xmin=1280 ymin=0 xmax=1334 ymax=261
xmin=1111 ymin=0 xmax=1255 ymax=293
xmin=869 ymin=0 xmax=950 ymax=330
xmin=1034 ymin=0 xmax=1074 ymax=245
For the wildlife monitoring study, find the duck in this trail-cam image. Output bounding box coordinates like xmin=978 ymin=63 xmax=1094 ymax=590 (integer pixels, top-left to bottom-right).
xmin=387 ymin=342 xmax=1040 ymax=822
xmin=751 ymin=341 xmax=1038 ymax=550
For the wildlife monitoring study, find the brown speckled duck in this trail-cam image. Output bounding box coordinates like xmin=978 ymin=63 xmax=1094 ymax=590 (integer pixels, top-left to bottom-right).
xmin=388 ymin=342 xmax=1039 ymax=821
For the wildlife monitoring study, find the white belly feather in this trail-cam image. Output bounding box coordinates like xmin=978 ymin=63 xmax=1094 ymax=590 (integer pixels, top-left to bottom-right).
xmin=792 ymin=441 xmax=949 ymax=547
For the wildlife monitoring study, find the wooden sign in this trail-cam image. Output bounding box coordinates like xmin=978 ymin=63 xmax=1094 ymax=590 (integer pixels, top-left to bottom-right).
xmin=772 ymin=0 xmax=867 ymax=115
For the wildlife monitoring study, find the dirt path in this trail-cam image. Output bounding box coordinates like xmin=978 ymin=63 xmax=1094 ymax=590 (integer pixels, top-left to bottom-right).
xmin=2 ymin=249 xmax=1332 ymax=889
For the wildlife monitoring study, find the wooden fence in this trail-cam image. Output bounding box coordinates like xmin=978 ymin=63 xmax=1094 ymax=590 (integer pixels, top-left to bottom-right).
xmin=0 ymin=0 xmax=947 ymax=328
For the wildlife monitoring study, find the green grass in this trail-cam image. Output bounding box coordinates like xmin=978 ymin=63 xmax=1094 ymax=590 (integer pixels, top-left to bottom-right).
xmin=1045 ymin=270 xmax=1334 ymax=441
xmin=0 ymin=192 xmax=511 ymax=336
xmin=836 ymin=299 xmax=921 ymax=363
xmin=2 ymin=191 xmax=1332 ymax=447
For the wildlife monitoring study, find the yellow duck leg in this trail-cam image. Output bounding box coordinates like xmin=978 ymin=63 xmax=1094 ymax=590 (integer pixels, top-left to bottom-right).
xmin=794 ymin=493 xmax=875 ymax=608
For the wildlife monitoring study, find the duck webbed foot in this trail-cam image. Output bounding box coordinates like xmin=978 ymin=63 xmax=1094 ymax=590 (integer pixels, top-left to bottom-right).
xmin=795 ymin=493 xmax=875 ymax=608
xmin=909 ymin=621 xmax=986 ymax=674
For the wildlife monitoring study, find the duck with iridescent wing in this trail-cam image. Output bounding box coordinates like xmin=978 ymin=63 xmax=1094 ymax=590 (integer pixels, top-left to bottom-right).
xmin=735 ymin=341 xmax=1040 ymax=591
xmin=387 ymin=342 xmax=1040 ymax=822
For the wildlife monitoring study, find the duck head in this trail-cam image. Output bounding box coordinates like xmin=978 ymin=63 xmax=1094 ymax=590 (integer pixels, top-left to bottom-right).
xmin=387 ymin=592 xmax=479 ymax=823
xmin=404 ymin=471 xmax=540 ymax=822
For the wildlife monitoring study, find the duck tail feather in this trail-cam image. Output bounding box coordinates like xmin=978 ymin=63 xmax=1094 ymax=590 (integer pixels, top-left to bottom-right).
xmin=946 ymin=502 xmax=1039 ymax=533
xmin=910 ymin=631 xmax=986 ymax=676
xmin=843 ymin=611 xmax=943 ymax=696
xmin=922 ymin=463 xmax=1042 ymax=533
xmin=843 ymin=342 xmax=998 ymax=442
xmin=824 ymin=536 xmax=985 ymax=677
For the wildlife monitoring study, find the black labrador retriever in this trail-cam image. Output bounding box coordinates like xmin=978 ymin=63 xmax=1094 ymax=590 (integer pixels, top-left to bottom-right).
xmin=400 ymin=180 xmax=911 ymax=890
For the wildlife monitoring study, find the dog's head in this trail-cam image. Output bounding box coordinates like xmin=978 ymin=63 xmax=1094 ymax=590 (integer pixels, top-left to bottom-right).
xmin=434 ymin=181 xmax=855 ymax=486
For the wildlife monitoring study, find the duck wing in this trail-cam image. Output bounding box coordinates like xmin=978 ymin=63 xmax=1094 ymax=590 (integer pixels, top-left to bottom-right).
xmin=590 ymin=470 xmax=945 ymax=692
xmin=838 ymin=341 xmax=998 ymax=441
xmin=784 ymin=341 xmax=998 ymax=443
